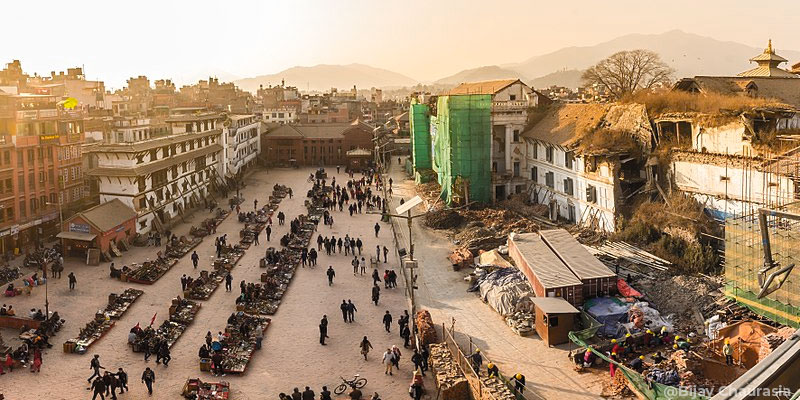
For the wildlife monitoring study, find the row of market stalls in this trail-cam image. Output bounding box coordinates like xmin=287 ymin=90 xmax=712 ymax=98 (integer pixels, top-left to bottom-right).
xmin=56 ymin=199 xmax=138 ymax=263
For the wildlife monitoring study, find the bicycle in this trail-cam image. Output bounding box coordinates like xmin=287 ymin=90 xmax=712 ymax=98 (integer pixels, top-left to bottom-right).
xmin=334 ymin=374 xmax=368 ymax=395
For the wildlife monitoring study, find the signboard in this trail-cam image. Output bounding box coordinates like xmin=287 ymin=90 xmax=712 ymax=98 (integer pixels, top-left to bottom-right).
xmin=115 ymin=225 xmax=126 ymax=233
xmin=39 ymin=134 xmax=60 ymax=144
xmin=69 ymin=223 xmax=91 ymax=233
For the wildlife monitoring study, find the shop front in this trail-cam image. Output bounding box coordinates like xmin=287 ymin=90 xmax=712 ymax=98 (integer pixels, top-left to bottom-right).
xmin=58 ymin=199 xmax=137 ymax=260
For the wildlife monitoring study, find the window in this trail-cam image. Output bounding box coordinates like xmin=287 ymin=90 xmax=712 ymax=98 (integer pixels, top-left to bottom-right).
xmin=50 ymin=193 xmax=57 ymax=204
xmin=565 ymin=151 xmax=574 ymax=169
xmin=17 ymin=173 xmax=23 ymax=189
xmin=3 ymin=151 xmax=9 ymax=165
xmin=545 ymin=172 xmax=554 ymax=189
xmin=509 ymin=94 xmax=517 ymax=101
xmin=513 ymin=162 xmax=520 ymax=177
xmin=48 ymin=169 xmax=54 ymax=183
xmin=40 ymin=195 xmax=46 ymax=207
xmin=6 ymin=207 xmax=12 ymax=220
xmin=546 ymin=146 xmax=554 ymax=163
xmin=17 ymin=150 xmax=22 ymax=166
xmin=71 ymin=167 xmax=76 ymax=181
xmin=531 ymin=167 xmax=538 ymax=183
xmin=28 ymin=172 xmax=34 ymax=189
xmin=4 ymin=179 xmax=11 ymax=193
xmin=138 ymin=198 xmax=146 ymax=210
xmin=564 ymin=178 xmax=574 ymax=196
xmin=39 ymin=171 xmax=45 ymax=183
xmin=47 ymin=147 xmax=53 ymax=160
xmin=152 ymin=169 xmax=168 ymax=187
xmin=30 ymin=198 xmax=37 ymax=213
xmin=586 ymin=185 xmax=597 ymax=203
xmin=548 ymin=315 xmax=559 ymax=328
xmin=513 ymin=130 xmax=520 ymax=142
xmin=492 ymin=162 xmax=498 ymax=173
xmin=27 ymin=149 xmax=34 ymax=163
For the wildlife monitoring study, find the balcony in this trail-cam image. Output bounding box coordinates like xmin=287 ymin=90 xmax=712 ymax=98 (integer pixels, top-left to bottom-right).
xmin=491 ymin=101 xmax=529 ymax=111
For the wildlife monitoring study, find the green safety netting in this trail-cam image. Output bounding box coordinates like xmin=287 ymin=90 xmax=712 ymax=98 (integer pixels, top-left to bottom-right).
xmin=572 ymin=311 xmax=604 ymax=342
xmin=568 ymin=332 xmax=708 ymax=400
xmin=432 ymin=94 xmax=492 ymax=205
xmin=410 ymin=103 xmax=431 ymax=171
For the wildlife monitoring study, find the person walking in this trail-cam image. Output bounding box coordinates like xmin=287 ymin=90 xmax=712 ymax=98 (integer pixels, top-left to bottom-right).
xmin=90 ymin=375 xmax=107 ymax=400
xmin=359 ymin=336 xmax=373 ymax=360
xmin=87 ymin=354 xmax=104 ymax=383
xmin=31 ymin=347 xmax=42 ymax=373
xmin=723 ymin=339 xmax=733 ymax=365
xmin=374 ymin=223 xmax=380 ymax=237
xmin=327 ymin=266 xmax=335 ymax=286
xmin=266 ymin=225 xmax=272 ymax=242
xmin=317 ymin=235 xmax=323 ymax=251
xmin=68 ymin=272 xmax=77 ymax=290
xmin=382 ymin=246 xmax=388 ymax=263
xmin=352 ymin=256 xmax=359 ymax=275
xmin=181 ymin=274 xmax=188 ymax=291
xmin=254 ymin=230 xmax=259 ymax=245
xmin=347 ymin=300 xmax=357 ymax=322
xmin=225 ymin=272 xmax=233 ymax=292
xmin=411 ymin=349 xmax=424 ymax=376
xmin=382 ymin=348 xmax=394 ymax=375
xmin=360 ymin=257 xmax=366 ymax=275
xmin=340 ymin=300 xmax=349 ymax=323
xmin=371 ymin=283 xmax=381 ymax=306
xmin=356 ymin=238 xmax=363 ymax=255
xmin=376 ymin=245 xmax=381 ymax=261
xmin=319 ymin=319 xmax=328 ymax=345
xmin=470 ymin=349 xmax=482 ymax=373
xmin=157 ymin=342 xmax=171 ymax=367
xmin=116 ymin=368 xmax=129 ymax=393
xmin=141 ymin=367 xmax=155 ymax=396
xmin=401 ymin=324 xmax=411 ymax=348
xmin=191 ymin=251 xmax=199 ymax=268
xmin=382 ymin=311 xmax=392 ymax=333
xmin=371 ymin=269 xmax=381 ymax=286
xmin=391 ymin=345 xmax=402 ymax=369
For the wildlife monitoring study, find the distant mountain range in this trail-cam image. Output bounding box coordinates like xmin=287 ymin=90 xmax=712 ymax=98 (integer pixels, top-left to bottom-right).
xmin=234 ymin=63 xmax=417 ymax=93
xmin=233 ymin=30 xmax=800 ymax=93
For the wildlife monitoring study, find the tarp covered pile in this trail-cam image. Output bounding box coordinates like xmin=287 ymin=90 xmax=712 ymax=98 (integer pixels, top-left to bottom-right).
xmin=469 ymin=268 xmax=533 ymax=317
xmin=585 ymin=297 xmax=672 ymax=338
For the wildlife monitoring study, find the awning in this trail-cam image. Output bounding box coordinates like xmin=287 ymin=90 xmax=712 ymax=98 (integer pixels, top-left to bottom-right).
xmin=56 ymin=231 xmax=97 ymax=241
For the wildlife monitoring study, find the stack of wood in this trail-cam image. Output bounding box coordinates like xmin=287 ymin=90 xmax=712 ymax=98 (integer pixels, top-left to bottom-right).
xmin=479 ymin=373 xmax=516 ymax=400
xmin=416 ymin=310 xmax=438 ymax=345
xmin=428 ymin=343 xmax=469 ymax=400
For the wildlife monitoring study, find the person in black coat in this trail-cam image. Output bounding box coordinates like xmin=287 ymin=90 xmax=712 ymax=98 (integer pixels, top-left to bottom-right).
xmin=340 ymin=300 xmax=349 ymax=323
xmin=116 ymin=368 xmax=128 ymax=393
xmin=372 ymin=284 xmax=380 ymax=305
xmin=382 ymin=311 xmax=392 ymax=332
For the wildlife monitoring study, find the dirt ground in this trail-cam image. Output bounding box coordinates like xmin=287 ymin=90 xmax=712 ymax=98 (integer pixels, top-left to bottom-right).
xmin=0 ymin=166 xmax=428 ymax=399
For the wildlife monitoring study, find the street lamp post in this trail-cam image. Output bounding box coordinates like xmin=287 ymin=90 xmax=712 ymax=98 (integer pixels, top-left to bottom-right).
xmin=44 ymin=201 xmax=63 ymax=318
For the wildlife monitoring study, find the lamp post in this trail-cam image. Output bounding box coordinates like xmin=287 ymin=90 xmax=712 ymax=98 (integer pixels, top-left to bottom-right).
xmin=44 ymin=201 xmax=63 ymax=318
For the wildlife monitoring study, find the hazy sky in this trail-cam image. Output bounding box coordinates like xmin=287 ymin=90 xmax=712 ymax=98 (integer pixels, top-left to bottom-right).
xmin=3 ymin=0 xmax=799 ymax=89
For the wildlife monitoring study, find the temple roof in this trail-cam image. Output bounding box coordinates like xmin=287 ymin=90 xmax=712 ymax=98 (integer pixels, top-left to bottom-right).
xmin=738 ymin=40 xmax=796 ymax=78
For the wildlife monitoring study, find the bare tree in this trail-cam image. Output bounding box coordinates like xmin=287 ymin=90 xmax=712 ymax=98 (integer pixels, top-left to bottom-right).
xmin=582 ymin=50 xmax=674 ymax=99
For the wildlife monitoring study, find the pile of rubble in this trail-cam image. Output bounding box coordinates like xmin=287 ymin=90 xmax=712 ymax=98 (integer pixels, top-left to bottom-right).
xmin=416 ymin=310 xmax=438 ymax=346
xmin=635 ymin=273 xmax=723 ymax=333
xmin=758 ymin=326 xmax=796 ymax=362
xmin=478 ymin=373 xmax=516 ymax=400
xmin=506 ymin=312 xmax=535 ymax=337
xmin=601 ymin=369 xmax=633 ymax=398
xmin=428 ymin=343 xmax=470 ymax=400
xmin=425 ymin=209 xmax=465 ymax=230
xmin=454 ymin=226 xmax=506 ymax=256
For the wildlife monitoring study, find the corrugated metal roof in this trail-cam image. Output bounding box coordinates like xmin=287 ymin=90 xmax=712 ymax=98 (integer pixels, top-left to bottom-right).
xmin=531 ymin=297 xmax=580 ymax=314
xmin=539 ymin=229 xmax=615 ymax=281
xmin=737 ymin=66 xmax=799 ymax=78
xmin=448 ymin=79 xmax=521 ymax=95
xmin=510 ymin=233 xmax=582 ymax=289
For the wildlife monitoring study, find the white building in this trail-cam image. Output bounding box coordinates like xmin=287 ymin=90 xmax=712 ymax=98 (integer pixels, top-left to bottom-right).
xmin=523 ymin=103 xmax=653 ymax=232
xmin=262 ymin=108 xmax=298 ymax=124
xmin=87 ymin=110 xmax=223 ymax=233
xmin=660 ymin=109 xmax=800 ymax=219
xmin=447 ymin=79 xmax=546 ymax=200
xmin=221 ymin=114 xmax=261 ymax=179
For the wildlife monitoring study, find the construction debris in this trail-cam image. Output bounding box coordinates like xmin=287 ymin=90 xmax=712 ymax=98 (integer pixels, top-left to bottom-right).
xmin=416 ymin=310 xmax=438 ymax=346
xmin=448 ymin=247 xmax=473 ymax=270
xmin=635 ymin=274 xmax=723 ymax=334
xmin=601 ymin=369 xmax=634 ymax=398
xmin=506 ymin=311 xmax=535 ymax=337
xmin=428 ymin=343 xmax=470 ymax=400
xmin=478 ymin=373 xmax=516 ymax=400
xmin=425 ymin=209 xmax=465 ymax=230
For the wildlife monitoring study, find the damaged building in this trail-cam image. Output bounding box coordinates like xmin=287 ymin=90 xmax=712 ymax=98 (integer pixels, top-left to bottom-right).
xmin=409 ymin=79 xmax=546 ymax=204
xmin=522 ymin=103 xmax=654 ymax=232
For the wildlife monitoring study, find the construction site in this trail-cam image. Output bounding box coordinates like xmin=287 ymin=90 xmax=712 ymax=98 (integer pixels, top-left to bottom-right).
xmin=407 ymin=86 xmax=800 ymax=400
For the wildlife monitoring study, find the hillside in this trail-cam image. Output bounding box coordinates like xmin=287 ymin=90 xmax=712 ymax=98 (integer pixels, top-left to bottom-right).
xmin=529 ymin=69 xmax=583 ymax=90
xmin=507 ymin=30 xmax=800 ymax=83
xmin=434 ymin=65 xmax=526 ymax=85
xmin=234 ymin=63 xmax=418 ymax=93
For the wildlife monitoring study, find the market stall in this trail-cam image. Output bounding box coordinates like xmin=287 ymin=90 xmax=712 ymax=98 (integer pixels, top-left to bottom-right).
xmin=64 ymin=288 xmax=143 ymax=353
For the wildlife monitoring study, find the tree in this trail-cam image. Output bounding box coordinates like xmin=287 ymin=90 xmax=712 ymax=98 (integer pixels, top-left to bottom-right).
xmin=582 ymin=50 xmax=674 ymax=99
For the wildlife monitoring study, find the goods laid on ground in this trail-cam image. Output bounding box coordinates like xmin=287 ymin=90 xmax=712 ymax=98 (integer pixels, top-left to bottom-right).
xmin=191 ymin=209 xmax=231 ymax=238
xmin=428 ymin=343 xmax=470 ymax=400
xmin=416 ymin=310 xmax=438 ymax=346
xmin=0 ymin=266 xmax=21 ymax=286
xmin=170 ymin=297 xmax=202 ymax=325
xmin=182 ymin=378 xmax=230 ymax=400
xmin=64 ymin=288 xmax=143 ymax=353
xmin=210 ymin=313 xmax=271 ymax=374
xmin=121 ymin=256 xmax=178 ymax=284
xmin=185 ymin=269 xmax=227 ymax=301
xmin=164 ymin=236 xmax=203 ymax=259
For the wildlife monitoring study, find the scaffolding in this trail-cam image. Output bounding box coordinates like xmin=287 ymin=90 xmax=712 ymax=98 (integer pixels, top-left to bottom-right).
xmin=410 ymin=102 xmax=431 ymax=173
xmin=725 ymin=202 xmax=800 ymax=327
xmin=431 ymin=94 xmax=492 ymax=205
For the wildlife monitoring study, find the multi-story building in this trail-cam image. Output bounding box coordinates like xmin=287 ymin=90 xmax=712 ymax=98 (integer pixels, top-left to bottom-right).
xmin=523 ymin=103 xmax=653 ymax=232
xmin=26 ymin=68 xmax=107 ymax=112
xmin=262 ymin=108 xmax=298 ymax=124
xmin=262 ymin=121 xmax=374 ymax=167
xmin=221 ymin=114 xmax=260 ymax=179
xmin=0 ymin=91 xmax=87 ymax=253
xmin=87 ymin=110 xmax=223 ymax=233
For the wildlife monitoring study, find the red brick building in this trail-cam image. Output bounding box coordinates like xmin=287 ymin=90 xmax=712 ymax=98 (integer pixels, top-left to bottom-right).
xmin=262 ymin=121 xmax=374 ymax=167
xmin=59 ymin=198 xmax=137 ymax=258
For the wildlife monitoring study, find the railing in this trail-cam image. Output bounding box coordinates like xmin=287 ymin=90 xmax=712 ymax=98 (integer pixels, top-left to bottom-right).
xmin=492 ymin=101 xmax=529 ymax=110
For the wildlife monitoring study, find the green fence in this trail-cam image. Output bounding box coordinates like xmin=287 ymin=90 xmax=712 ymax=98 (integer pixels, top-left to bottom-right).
xmin=432 ymin=94 xmax=492 ymax=205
